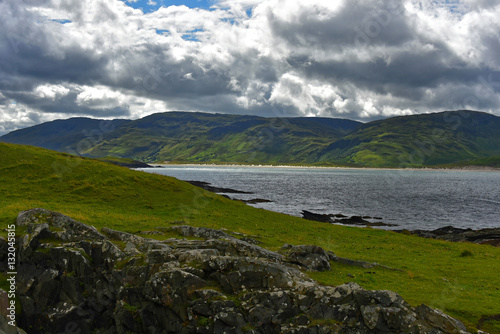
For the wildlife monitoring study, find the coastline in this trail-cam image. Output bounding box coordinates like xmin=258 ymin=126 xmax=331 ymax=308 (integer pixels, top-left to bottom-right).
xmin=148 ymin=163 xmax=500 ymax=172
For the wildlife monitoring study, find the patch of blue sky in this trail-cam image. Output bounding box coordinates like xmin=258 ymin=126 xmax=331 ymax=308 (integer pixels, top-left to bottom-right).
xmin=433 ymin=0 xmax=467 ymax=14
xmin=156 ymin=29 xmax=170 ymax=35
xmin=121 ymin=0 xmax=215 ymax=13
xmin=51 ymin=19 xmax=72 ymax=24
xmin=182 ymin=28 xmax=204 ymax=41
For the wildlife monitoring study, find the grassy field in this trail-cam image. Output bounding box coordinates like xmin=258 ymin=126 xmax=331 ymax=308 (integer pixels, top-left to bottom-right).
xmin=1 ymin=142 xmax=499 ymax=333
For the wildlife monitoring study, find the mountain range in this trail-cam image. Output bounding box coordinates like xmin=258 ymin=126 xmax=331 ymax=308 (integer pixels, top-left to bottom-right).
xmin=2 ymin=110 xmax=500 ymax=167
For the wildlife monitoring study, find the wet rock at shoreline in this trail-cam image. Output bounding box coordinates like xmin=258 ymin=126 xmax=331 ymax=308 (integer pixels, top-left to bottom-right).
xmin=301 ymin=210 xmax=334 ymax=223
xmin=237 ymin=198 xmax=273 ymax=204
xmin=301 ymin=210 xmax=399 ymax=227
xmin=186 ymin=180 xmax=253 ymax=194
xmin=181 ymin=180 xmax=278 ymax=206
xmin=396 ymin=225 xmax=500 ymax=247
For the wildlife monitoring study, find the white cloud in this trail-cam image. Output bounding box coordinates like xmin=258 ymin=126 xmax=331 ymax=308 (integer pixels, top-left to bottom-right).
xmin=0 ymin=102 xmax=70 ymax=135
xmin=34 ymin=84 xmax=70 ymax=101
xmin=1 ymin=0 xmax=500 ymax=134
xmin=74 ymin=85 xmax=167 ymax=115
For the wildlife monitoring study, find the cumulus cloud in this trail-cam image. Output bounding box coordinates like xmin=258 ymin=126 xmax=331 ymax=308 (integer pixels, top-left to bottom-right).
xmin=0 ymin=0 xmax=499 ymax=134
xmin=34 ymin=84 xmax=70 ymax=101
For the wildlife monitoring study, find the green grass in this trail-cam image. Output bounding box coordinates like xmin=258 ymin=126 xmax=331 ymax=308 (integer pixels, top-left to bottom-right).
xmin=1 ymin=142 xmax=500 ymax=333
xmin=437 ymin=156 xmax=500 ymax=169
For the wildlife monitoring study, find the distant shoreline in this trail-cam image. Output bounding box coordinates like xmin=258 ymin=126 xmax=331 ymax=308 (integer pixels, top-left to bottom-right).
xmin=147 ymin=163 xmax=500 ymax=172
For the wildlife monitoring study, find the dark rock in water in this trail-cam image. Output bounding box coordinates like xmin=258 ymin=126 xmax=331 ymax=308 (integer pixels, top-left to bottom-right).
xmin=302 ymin=210 xmax=398 ymax=227
xmin=222 ymin=196 xmax=273 ymax=205
xmin=396 ymin=225 xmax=500 ymax=247
xmin=339 ymin=215 xmax=371 ymax=225
xmin=238 ymin=198 xmax=273 ymax=204
xmin=368 ymin=221 xmax=399 ymax=227
xmin=186 ymin=180 xmax=253 ymax=194
xmin=3 ymin=208 xmax=471 ymax=334
xmin=301 ymin=210 xmax=334 ymax=223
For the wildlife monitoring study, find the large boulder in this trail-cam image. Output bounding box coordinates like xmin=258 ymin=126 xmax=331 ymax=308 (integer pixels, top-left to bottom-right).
xmin=282 ymin=244 xmax=331 ymax=271
xmin=17 ymin=208 xmax=106 ymax=242
xmin=416 ymin=304 xmax=469 ymax=334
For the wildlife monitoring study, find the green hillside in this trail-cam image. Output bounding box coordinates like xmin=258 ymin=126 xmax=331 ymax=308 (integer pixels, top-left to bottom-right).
xmin=0 ymin=117 xmax=130 ymax=154
xmin=1 ymin=143 xmax=500 ymax=332
xmin=84 ymin=112 xmax=361 ymax=163
xmin=320 ymin=110 xmax=500 ymax=167
xmin=1 ymin=110 xmax=500 ymax=167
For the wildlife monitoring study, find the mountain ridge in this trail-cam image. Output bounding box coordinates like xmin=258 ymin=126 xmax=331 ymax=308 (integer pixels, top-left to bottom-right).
xmin=1 ymin=110 xmax=499 ymax=167
xmin=0 ymin=117 xmax=130 ymax=154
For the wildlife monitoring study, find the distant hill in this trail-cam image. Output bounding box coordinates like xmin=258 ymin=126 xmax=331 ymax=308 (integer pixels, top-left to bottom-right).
xmin=1 ymin=110 xmax=499 ymax=167
xmin=86 ymin=112 xmax=361 ymax=163
xmin=0 ymin=112 xmax=361 ymax=164
xmin=0 ymin=117 xmax=130 ymax=154
xmin=318 ymin=110 xmax=500 ymax=167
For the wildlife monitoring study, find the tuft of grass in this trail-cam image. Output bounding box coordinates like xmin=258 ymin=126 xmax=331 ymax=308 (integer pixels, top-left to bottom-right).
xmin=1 ymin=143 xmax=499 ymax=332
xmin=460 ymin=250 xmax=474 ymax=257
xmin=197 ymin=316 xmax=212 ymax=327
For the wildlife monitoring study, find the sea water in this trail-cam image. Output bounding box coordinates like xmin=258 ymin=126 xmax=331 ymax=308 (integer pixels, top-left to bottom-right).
xmin=138 ymin=166 xmax=500 ymax=230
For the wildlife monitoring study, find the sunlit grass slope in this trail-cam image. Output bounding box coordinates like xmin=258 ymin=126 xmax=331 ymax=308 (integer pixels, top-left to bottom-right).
xmin=1 ymin=143 xmax=499 ymax=332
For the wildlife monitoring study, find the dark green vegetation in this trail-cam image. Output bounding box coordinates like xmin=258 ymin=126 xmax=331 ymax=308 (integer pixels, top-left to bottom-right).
xmin=436 ymin=156 xmax=500 ymax=169
xmin=2 ymin=110 xmax=499 ymax=167
xmin=319 ymin=110 xmax=500 ymax=167
xmin=0 ymin=117 xmax=130 ymax=153
xmin=95 ymin=156 xmax=152 ymax=168
xmin=1 ymin=142 xmax=500 ymax=332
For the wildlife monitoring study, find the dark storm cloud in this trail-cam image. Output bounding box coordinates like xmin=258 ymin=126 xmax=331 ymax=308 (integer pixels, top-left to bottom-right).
xmin=294 ymin=50 xmax=478 ymax=94
xmin=268 ymin=1 xmax=412 ymax=50
xmin=1 ymin=0 xmax=500 ymax=135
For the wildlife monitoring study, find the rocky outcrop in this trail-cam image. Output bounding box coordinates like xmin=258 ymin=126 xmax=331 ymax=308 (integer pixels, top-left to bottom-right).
xmin=282 ymin=244 xmax=331 ymax=271
xmin=2 ymin=208 xmax=470 ymax=333
xmin=397 ymin=226 xmax=500 ymax=247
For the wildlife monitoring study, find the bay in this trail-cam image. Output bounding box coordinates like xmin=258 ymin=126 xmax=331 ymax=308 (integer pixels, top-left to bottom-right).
xmin=137 ymin=166 xmax=500 ymax=230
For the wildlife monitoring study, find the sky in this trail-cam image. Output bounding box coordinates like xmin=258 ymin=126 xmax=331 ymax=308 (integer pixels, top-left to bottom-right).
xmin=1 ymin=0 xmax=500 ymax=135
